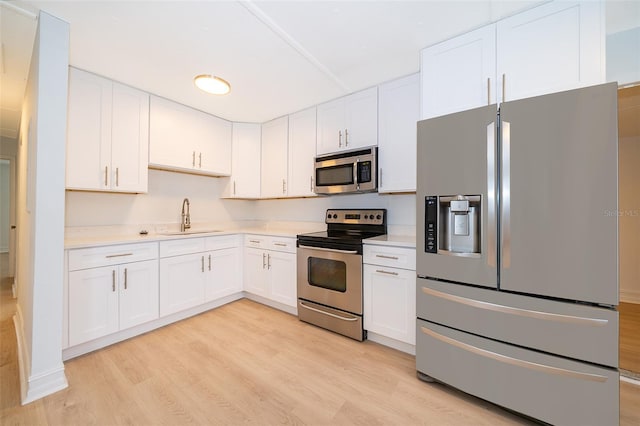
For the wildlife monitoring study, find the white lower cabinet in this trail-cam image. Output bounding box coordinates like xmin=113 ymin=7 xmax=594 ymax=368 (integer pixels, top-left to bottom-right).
xmin=363 ymin=243 xmax=416 ymax=347
xmin=205 ymin=247 xmax=242 ymax=301
xmin=68 ymin=258 xmax=159 ymax=346
xmin=243 ymin=235 xmax=297 ymax=308
xmin=159 ymin=252 xmax=207 ymax=316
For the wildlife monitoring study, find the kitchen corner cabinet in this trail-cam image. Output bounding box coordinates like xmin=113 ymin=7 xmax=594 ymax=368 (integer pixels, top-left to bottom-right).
xmin=67 ymin=242 xmax=159 ymax=346
xmin=149 ymin=95 xmax=232 ymax=176
xmin=227 ymin=122 xmax=261 ymax=198
xmin=420 ymin=1 xmax=604 ymax=119
xmin=287 ymin=107 xmax=317 ymax=197
xmin=261 ymin=116 xmax=289 ymax=198
xmin=363 ymin=244 xmax=416 ymax=345
xmin=159 ymin=235 xmax=241 ymax=316
xmin=243 ymin=235 xmax=297 ymax=308
xmin=316 ymin=87 xmax=378 ymax=155
xmin=66 ymin=67 xmax=149 ymax=193
xmin=378 ymin=73 xmax=420 ymax=193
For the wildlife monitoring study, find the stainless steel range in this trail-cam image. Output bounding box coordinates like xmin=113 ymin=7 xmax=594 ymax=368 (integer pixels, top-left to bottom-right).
xmin=296 ymin=209 xmax=387 ymax=341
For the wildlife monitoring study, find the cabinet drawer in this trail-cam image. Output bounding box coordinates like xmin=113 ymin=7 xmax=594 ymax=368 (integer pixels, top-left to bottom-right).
xmin=244 ymin=234 xmax=267 ymax=249
xmin=205 ymin=234 xmax=240 ymax=251
xmin=417 ymin=279 xmax=618 ymax=368
xmin=68 ymin=242 xmax=158 ymax=271
xmin=417 ymin=320 xmax=618 ymax=426
xmin=160 ymin=237 xmax=206 ymax=258
xmin=363 ymin=245 xmax=415 ymax=270
xmin=268 ymin=237 xmax=296 ymax=254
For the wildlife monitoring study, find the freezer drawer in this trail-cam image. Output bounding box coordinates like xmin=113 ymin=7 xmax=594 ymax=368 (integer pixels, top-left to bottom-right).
xmin=416 ymin=320 xmax=619 ymax=426
xmin=417 ymin=278 xmax=618 ymax=368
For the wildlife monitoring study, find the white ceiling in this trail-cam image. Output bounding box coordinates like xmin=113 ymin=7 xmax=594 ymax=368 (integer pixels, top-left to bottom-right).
xmin=1 ymin=0 xmax=639 ymax=140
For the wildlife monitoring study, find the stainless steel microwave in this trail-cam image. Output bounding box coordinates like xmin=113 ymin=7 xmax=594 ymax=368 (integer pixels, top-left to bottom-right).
xmin=313 ymin=147 xmax=377 ymax=194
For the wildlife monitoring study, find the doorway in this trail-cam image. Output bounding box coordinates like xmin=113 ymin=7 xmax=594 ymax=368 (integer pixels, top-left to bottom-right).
xmin=0 ymin=157 xmax=15 ymax=285
xmin=618 ymin=84 xmax=640 ymax=378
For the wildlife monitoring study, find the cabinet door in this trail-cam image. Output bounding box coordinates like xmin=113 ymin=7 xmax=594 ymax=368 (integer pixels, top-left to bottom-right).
xmin=497 ymin=1 xmax=604 ymax=102
xmin=420 ymin=24 xmax=496 ymax=119
xmin=267 ymin=250 xmax=297 ymax=308
xmin=344 ymin=86 xmax=378 ymax=150
xmin=66 ymin=68 xmax=112 ymax=190
xmin=261 ymin=116 xmax=289 ymax=198
xmin=287 ymin=107 xmax=317 ymax=197
xmin=229 ymin=122 xmax=261 ymax=198
xmin=378 ymin=74 xmax=420 ymax=193
xmin=149 ymin=96 xmax=196 ymax=171
xmin=363 ymin=264 xmax=416 ymax=345
xmin=205 ymin=247 xmax=242 ymax=301
xmin=119 ymin=260 xmax=159 ymax=330
xmin=243 ymin=247 xmax=268 ymax=297
xmin=316 ymin=97 xmax=345 ymax=155
xmin=159 ymin=253 xmax=206 ymax=316
xmin=197 ymin=114 xmax=232 ymax=176
xmin=110 ymin=83 xmax=149 ymax=193
xmin=68 ymin=266 xmax=119 ymax=346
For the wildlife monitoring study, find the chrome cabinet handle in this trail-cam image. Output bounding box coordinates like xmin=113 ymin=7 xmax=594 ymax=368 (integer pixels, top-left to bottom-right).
xmin=208 ymin=254 xmax=211 ymax=271
xmin=273 ymin=242 xmax=287 ymax=247
xmin=338 ymin=130 xmax=342 ymax=147
xmin=487 ymin=77 xmax=491 ymax=105
xmin=376 ymin=254 xmax=398 ymax=260
xmin=249 ymin=239 xmax=261 ymax=244
xmin=104 ymin=166 xmax=108 ymax=187
xmin=376 ymin=269 xmax=398 ymax=276
xmin=124 ymin=267 xmax=128 ymax=290
xmin=502 ymin=73 xmax=506 ymax=102
xmin=192 ymin=151 xmax=196 ymax=167
xmin=310 ymin=176 xmax=313 ymax=192
xmin=344 ymin=128 xmax=349 ymax=146
xmin=379 ymin=168 xmax=383 ymax=188
xmin=199 ymin=152 xmax=202 ymax=168
xmin=233 ymin=181 xmax=236 ymax=196
xmin=105 ymin=253 xmax=133 ymax=258
xmin=262 ymin=253 xmax=266 ymax=269
xmin=282 ymin=179 xmax=286 ymax=194
xmin=267 ymin=254 xmax=271 ymax=269
xmin=420 ymin=326 xmax=608 ymax=382
xmin=112 ymin=270 xmax=116 ymax=292
xmin=201 ymin=256 xmax=204 ymax=272
xmin=115 ymin=167 xmax=119 ymax=187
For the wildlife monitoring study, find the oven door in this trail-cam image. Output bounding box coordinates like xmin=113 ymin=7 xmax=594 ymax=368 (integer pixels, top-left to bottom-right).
xmin=297 ymin=245 xmax=363 ymax=315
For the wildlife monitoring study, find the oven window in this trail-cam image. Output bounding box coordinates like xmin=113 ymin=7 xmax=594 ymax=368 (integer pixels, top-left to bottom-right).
xmin=307 ymin=257 xmax=347 ymax=292
xmin=316 ymin=164 xmax=354 ymax=186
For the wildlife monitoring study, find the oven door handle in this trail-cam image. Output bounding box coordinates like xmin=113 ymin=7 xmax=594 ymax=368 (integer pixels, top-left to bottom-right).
xmin=299 ymin=301 xmax=359 ymax=322
xmin=298 ymin=245 xmax=359 ymax=255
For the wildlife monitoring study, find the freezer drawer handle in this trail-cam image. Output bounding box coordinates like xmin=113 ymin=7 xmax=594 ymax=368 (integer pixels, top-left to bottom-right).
xmin=420 ymin=326 xmax=608 ymax=383
xmin=421 ymin=287 xmax=608 ymax=327
xmin=299 ymin=301 xmax=359 ymax=322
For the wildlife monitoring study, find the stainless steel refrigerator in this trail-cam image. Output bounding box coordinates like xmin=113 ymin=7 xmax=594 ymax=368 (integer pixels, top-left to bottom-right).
xmin=416 ymin=82 xmax=619 ymax=426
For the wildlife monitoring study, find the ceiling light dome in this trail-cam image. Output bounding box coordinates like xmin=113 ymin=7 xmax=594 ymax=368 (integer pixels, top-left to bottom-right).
xmin=194 ymin=74 xmax=231 ymax=95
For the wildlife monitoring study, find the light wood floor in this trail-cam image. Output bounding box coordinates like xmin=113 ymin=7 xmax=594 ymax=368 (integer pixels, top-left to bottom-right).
xmin=1 ymin=255 xmax=639 ymax=425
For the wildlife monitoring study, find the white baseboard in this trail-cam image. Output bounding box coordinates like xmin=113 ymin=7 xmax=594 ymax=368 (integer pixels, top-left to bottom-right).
xmin=13 ymin=306 xmax=68 ymax=405
xmin=620 ymin=375 xmax=640 ymax=387
xmin=243 ymin=292 xmax=297 ymax=316
xmin=367 ymin=331 xmax=416 ymax=355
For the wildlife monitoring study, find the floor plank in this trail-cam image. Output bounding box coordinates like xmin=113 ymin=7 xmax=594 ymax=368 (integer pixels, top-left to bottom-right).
xmin=620 ymin=302 xmax=640 ymax=374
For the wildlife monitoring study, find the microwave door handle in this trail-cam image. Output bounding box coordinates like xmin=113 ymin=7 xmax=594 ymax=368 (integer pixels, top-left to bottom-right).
xmin=354 ymin=159 xmax=359 ymax=189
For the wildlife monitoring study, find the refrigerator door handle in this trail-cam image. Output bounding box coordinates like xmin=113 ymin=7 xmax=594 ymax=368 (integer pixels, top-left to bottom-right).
xmin=487 ymin=122 xmax=497 ymax=268
xmin=501 ymin=121 xmax=511 ymax=269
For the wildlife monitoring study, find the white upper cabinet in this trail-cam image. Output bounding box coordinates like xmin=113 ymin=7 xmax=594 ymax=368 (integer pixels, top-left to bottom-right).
xmin=378 ymin=73 xmax=420 ymax=193
xmin=227 ymin=122 xmax=261 ymax=198
xmin=421 ymin=25 xmax=496 ymax=119
xmin=316 ymin=86 xmax=378 ymax=155
xmin=420 ymin=1 xmax=604 ymax=119
xmin=66 ymin=67 xmax=149 ymax=193
xmin=261 ymin=116 xmax=289 ymax=198
xmin=287 ymin=107 xmax=317 ymax=197
xmin=149 ymin=95 xmax=232 ymax=176
xmin=496 ymin=1 xmax=605 ymax=102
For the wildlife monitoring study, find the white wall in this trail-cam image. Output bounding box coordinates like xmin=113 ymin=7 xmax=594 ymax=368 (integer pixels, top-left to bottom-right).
xmin=15 ymin=11 xmax=69 ymax=404
xmin=0 ymin=160 xmax=9 ymax=252
xmin=65 ymin=169 xmax=254 ymax=227
xmin=607 ymin=27 xmax=640 ymax=86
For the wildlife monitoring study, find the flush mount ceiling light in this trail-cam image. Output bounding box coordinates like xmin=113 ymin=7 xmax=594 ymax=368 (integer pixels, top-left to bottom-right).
xmin=194 ymin=74 xmax=231 ymax=95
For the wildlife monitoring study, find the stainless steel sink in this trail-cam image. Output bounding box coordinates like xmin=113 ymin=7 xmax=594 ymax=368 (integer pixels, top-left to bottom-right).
xmin=158 ymin=230 xmax=222 ymax=236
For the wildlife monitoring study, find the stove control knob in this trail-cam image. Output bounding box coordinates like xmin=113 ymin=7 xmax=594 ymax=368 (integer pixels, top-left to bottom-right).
xmin=333 ymin=214 xmax=338 ymax=219
xmin=364 ymin=215 xmax=369 ymax=219
xmin=376 ymin=214 xmax=382 ymax=220
xmin=327 ymin=214 xmax=332 ymax=219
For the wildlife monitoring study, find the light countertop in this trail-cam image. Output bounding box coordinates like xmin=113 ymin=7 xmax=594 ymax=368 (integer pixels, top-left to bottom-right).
xmin=364 ymin=234 xmax=416 ymax=249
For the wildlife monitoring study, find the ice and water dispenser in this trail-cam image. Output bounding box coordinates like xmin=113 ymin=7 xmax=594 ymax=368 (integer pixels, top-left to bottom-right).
xmin=425 ymin=195 xmax=481 ymax=256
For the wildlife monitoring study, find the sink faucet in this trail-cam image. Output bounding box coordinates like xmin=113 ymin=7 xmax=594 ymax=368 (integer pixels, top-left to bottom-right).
xmin=181 ymin=198 xmax=191 ymax=232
